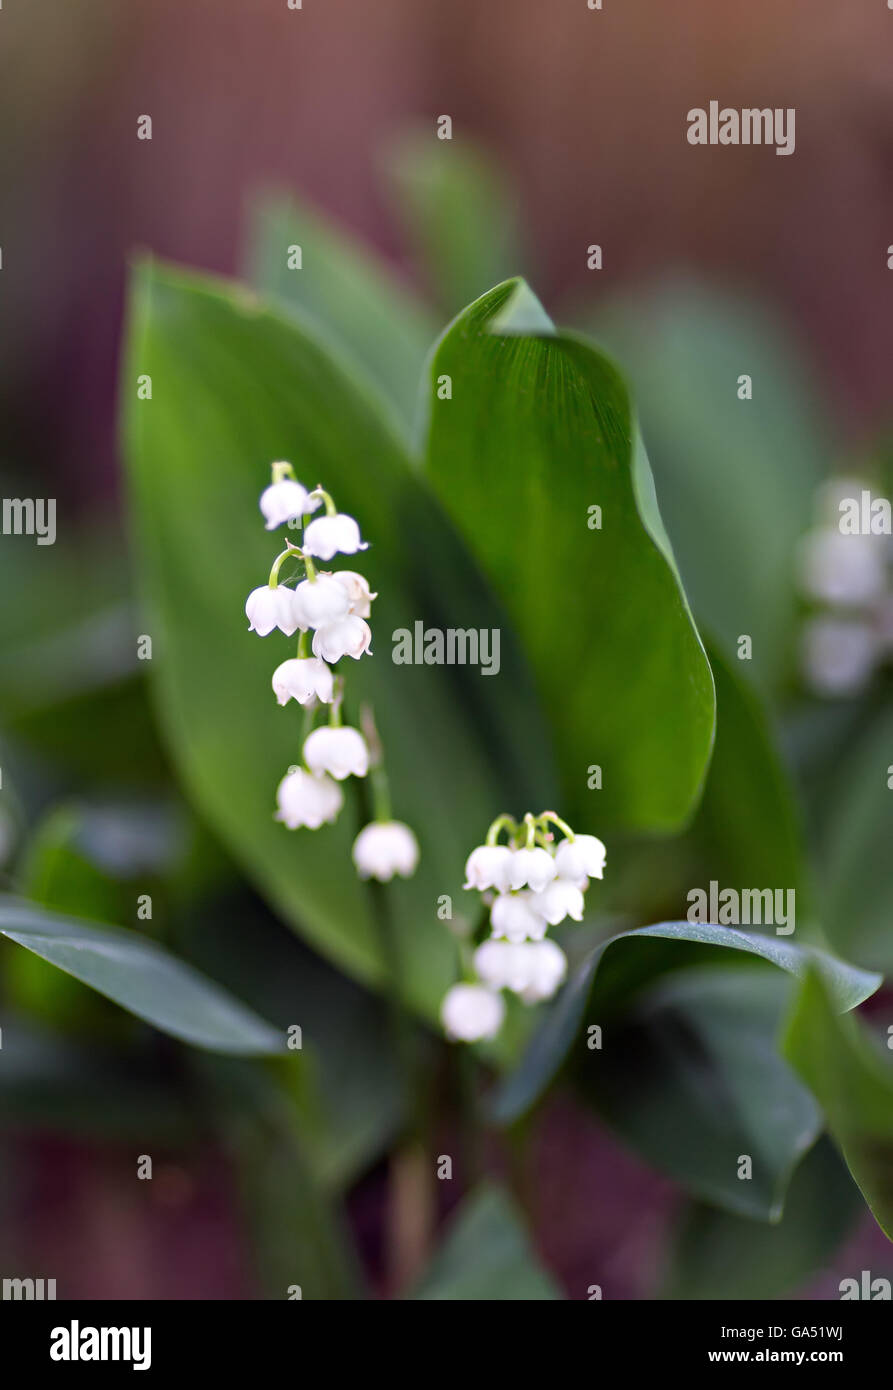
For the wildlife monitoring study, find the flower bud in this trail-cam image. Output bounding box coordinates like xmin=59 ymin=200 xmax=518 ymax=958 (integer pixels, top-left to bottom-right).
xmin=312 ymin=614 xmax=373 ymax=662
xmin=292 ymin=575 xmax=351 ymax=630
xmin=245 ymin=584 xmax=300 ymax=637
xmin=331 ymin=570 xmax=377 ymax=618
xmin=490 ymin=890 xmax=548 ymax=943
xmin=554 ymin=834 xmax=606 ymax=883
xmin=275 ymin=768 xmax=343 ymax=829
xmin=303 ymin=726 xmax=369 ymax=780
xmin=352 ymin=821 xmax=419 ymax=881
xmin=510 ymin=846 xmax=558 ymax=892
xmin=463 ymin=844 xmax=514 ymax=892
xmin=303 ymin=513 xmax=369 ymax=561
xmin=259 ymin=477 xmax=318 ymax=530
xmin=440 ymin=983 xmax=505 ymax=1042
xmin=271 ymin=657 xmax=333 ymax=707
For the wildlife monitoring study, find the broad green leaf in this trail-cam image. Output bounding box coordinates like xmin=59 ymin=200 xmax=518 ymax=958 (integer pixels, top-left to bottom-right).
xmin=820 ymin=705 xmax=893 ymax=971
xmin=411 ymin=1183 xmax=561 ymax=1300
xmin=0 ymin=896 xmax=284 ymax=1055
xmin=783 ymin=968 xmax=893 ymax=1240
xmin=590 ymin=282 xmax=830 ymax=691
xmin=244 ymin=193 xmax=436 ymax=439
xmin=123 ymin=261 xmax=556 ymax=1019
xmin=661 ymin=1137 xmax=862 ymax=1300
xmin=688 ymin=640 xmax=807 ymax=903
xmin=493 ymin=920 xmax=881 ymax=1124
xmin=384 ymin=130 xmax=523 ymax=317
xmin=422 ymin=279 xmax=715 ymax=833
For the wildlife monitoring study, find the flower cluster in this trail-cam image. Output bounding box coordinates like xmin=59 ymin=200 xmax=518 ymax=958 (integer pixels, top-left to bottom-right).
xmin=245 ymin=462 xmax=418 ymax=882
xmin=798 ymin=476 xmax=893 ymax=697
xmin=440 ymin=811 xmax=605 ymax=1042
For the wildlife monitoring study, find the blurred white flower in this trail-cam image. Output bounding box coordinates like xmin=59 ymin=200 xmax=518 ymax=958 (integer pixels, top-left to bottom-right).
xmin=303 ymin=513 xmax=369 ymax=561
xmin=271 ymin=657 xmax=333 ymax=707
xmin=331 ymin=570 xmax=377 ymax=618
xmin=440 ymin=983 xmax=505 ymax=1042
xmin=510 ymin=846 xmax=558 ymax=892
xmin=275 ymin=768 xmax=343 ymax=829
xmin=490 ymin=890 xmax=548 ymax=943
xmin=555 ymin=834 xmax=606 ymax=883
xmin=474 ymin=938 xmax=567 ymax=1002
xmin=245 ymin=584 xmax=300 ymax=637
xmin=259 ymin=477 xmax=319 ymax=530
xmin=303 ymin=726 xmax=369 ymax=780
xmin=312 ymin=614 xmax=373 ymax=662
xmin=292 ymin=575 xmax=351 ymax=630
xmin=352 ymin=821 xmax=419 ymax=881
xmin=798 ymin=527 xmax=887 ymax=608
xmin=802 ymin=615 xmax=878 ymax=697
xmin=463 ymin=844 xmax=514 ymax=892
xmin=534 ymin=878 xmax=585 ymax=926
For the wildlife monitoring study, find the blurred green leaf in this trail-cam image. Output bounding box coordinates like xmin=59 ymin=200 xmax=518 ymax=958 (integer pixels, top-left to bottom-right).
xmin=412 ymin=1183 xmax=561 ymax=1300
xmin=493 ymin=921 xmax=880 ymax=1124
xmin=422 ymin=279 xmax=715 ymax=833
xmin=245 ymin=193 xmax=437 ymax=439
xmin=384 ymin=130 xmax=523 ymax=317
xmin=0 ymin=896 xmax=283 ymax=1054
xmin=661 ymin=1137 xmax=862 ymax=1300
xmin=123 ymin=260 xmax=556 ymax=1018
xmin=820 ymin=705 xmax=893 ymax=971
xmin=591 ymin=282 xmax=830 ymax=692
xmin=783 ymin=968 xmax=893 ymax=1240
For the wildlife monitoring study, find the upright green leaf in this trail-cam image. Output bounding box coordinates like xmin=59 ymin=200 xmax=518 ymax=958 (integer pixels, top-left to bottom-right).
xmin=123 ymin=261 xmax=556 ymax=1019
xmin=411 ymin=1183 xmax=561 ymax=1300
xmin=0 ymin=897 xmax=283 ymax=1055
xmin=422 ymin=279 xmax=715 ymax=833
xmin=245 ymin=193 xmax=436 ymax=439
xmin=783 ymin=969 xmax=893 ymax=1240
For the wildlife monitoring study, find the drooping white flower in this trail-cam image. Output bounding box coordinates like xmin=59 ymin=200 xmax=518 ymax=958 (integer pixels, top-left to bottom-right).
xmin=798 ymin=527 xmax=888 ymax=608
xmin=259 ymin=477 xmax=319 ymax=530
xmin=802 ymin=615 xmax=878 ymax=697
xmin=292 ymin=575 xmax=351 ymax=630
xmin=509 ymin=846 xmax=558 ymax=893
xmin=490 ymin=890 xmax=548 ymax=943
xmin=440 ymin=983 xmax=505 ymax=1042
xmin=245 ymin=584 xmax=300 ymax=637
xmin=303 ymin=725 xmax=369 ymax=780
xmin=303 ymin=513 xmax=369 ymax=562
xmin=532 ymin=878 xmax=585 ymax=926
xmin=463 ymin=844 xmax=515 ymax=893
xmin=473 ymin=938 xmax=567 ymax=1002
xmin=312 ymin=614 xmax=373 ymax=663
xmin=271 ymin=657 xmax=333 ymax=707
xmin=275 ymin=768 xmax=343 ymax=829
xmin=331 ymin=570 xmax=377 ymax=618
xmin=555 ymin=834 xmax=606 ymax=883
xmin=352 ymin=821 xmax=419 ymax=881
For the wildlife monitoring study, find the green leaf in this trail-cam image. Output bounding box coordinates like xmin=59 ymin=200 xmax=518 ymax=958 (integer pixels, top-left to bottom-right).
xmin=820 ymin=705 xmax=893 ymax=971
xmin=591 ymin=282 xmax=830 ymax=691
xmin=0 ymin=896 xmax=284 ymax=1055
xmin=244 ymin=193 xmax=437 ymax=439
xmin=783 ymin=968 xmax=893 ymax=1240
xmin=493 ymin=920 xmax=881 ymax=1124
xmin=383 ymin=130 xmax=523 ymax=317
xmin=422 ymin=279 xmax=715 ymax=833
xmin=123 ymin=260 xmax=557 ymax=1019
xmin=411 ymin=1183 xmax=561 ymax=1300
xmin=661 ymin=1137 xmax=862 ymax=1300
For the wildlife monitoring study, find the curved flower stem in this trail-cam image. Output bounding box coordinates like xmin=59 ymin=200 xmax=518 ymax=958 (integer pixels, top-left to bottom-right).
xmin=271 ymin=460 xmax=295 ymax=484
xmin=307 ymin=486 xmax=337 ymax=517
xmin=539 ymin=809 xmax=575 ymax=841
xmin=268 ymin=541 xmax=304 ymax=588
xmin=485 ymin=812 xmax=521 ymax=846
xmin=360 ymin=703 xmax=392 ymax=820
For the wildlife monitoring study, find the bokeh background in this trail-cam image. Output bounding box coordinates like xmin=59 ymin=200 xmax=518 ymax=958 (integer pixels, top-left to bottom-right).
xmin=1 ymin=0 xmax=892 ymax=1298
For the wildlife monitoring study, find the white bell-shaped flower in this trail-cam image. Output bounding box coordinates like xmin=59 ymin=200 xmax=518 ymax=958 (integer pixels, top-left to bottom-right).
xmin=555 ymin=834 xmax=606 ymax=883
xmin=509 ymin=846 xmax=558 ymax=892
xmin=473 ymin=938 xmax=567 ymax=1002
xmin=303 ymin=513 xmax=369 ymax=561
xmin=303 ymin=725 xmax=369 ymax=780
xmin=463 ymin=844 xmax=514 ymax=893
xmin=275 ymin=768 xmax=343 ymax=830
xmin=292 ymin=575 xmax=351 ymax=631
xmin=245 ymin=584 xmax=300 ymax=637
xmin=352 ymin=821 xmax=419 ymax=881
xmin=802 ymin=615 xmax=878 ymax=697
xmin=312 ymin=614 xmax=373 ymax=663
xmin=533 ymin=878 xmax=586 ymax=926
xmin=331 ymin=569 xmax=377 ymax=618
xmin=271 ymin=657 xmax=333 ymax=707
xmin=259 ymin=477 xmax=319 ymax=530
xmin=490 ymin=890 xmax=548 ymax=943
xmin=798 ymin=527 xmax=888 ymax=608
xmin=440 ymin=983 xmax=505 ymax=1042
